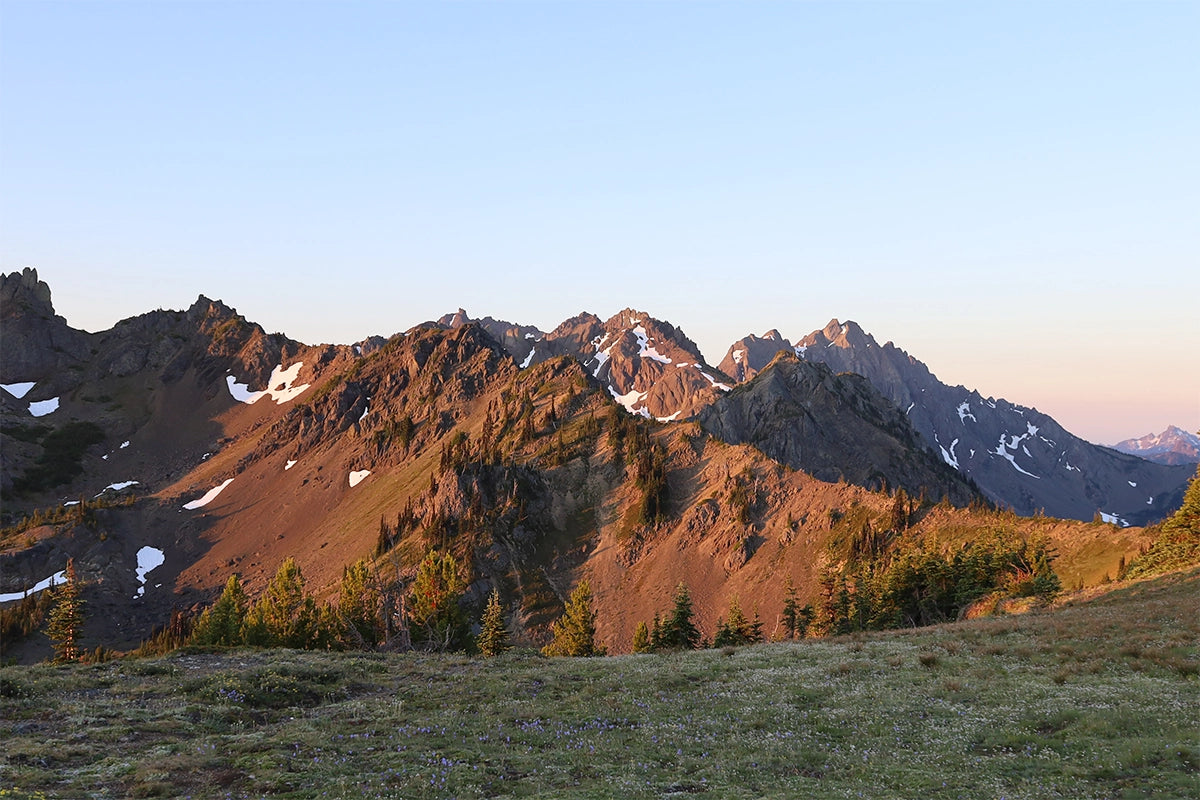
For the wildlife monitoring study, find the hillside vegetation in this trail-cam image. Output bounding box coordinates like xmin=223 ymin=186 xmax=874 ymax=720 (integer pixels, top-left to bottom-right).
xmin=2 ymin=568 xmax=1197 ymax=800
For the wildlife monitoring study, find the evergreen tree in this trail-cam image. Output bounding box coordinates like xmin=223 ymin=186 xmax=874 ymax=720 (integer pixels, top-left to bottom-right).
xmin=477 ymin=587 xmax=509 ymax=657
xmin=337 ymin=559 xmax=382 ymax=648
xmin=713 ymin=595 xmax=763 ymax=647
xmin=543 ymin=580 xmax=605 ymax=657
xmin=191 ymin=574 xmax=247 ymax=647
xmin=655 ymin=582 xmax=700 ymax=651
xmin=409 ymin=551 xmax=469 ymax=651
xmin=631 ymin=620 xmax=652 ymax=653
xmin=46 ymin=558 xmax=84 ymax=662
xmin=243 ymin=558 xmax=319 ymax=648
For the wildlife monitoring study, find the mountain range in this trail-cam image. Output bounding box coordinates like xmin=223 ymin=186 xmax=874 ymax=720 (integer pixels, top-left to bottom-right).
xmin=1112 ymin=426 xmax=1200 ymax=466
xmin=0 ymin=267 xmax=1189 ymax=659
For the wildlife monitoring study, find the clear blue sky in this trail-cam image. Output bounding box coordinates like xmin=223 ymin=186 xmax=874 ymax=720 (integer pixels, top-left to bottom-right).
xmin=2 ymin=1 xmax=1197 ymax=444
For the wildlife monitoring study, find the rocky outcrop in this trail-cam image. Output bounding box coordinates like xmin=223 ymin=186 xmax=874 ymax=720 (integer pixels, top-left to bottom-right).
xmin=0 ymin=267 xmax=93 ymax=381
xmin=698 ymin=353 xmax=980 ymax=503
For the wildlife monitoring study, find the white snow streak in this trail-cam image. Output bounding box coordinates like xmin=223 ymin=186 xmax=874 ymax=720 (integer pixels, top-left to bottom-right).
xmin=957 ymin=402 xmax=976 ymax=423
xmin=96 ymin=481 xmax=138 ymax=496
xmin=939 ymin=437 xmax=961 ymax=469
xmin=1 ymin=382 xmax=36 ymax=399
xmin=1099 ymin=511 xmax=1130 ymax=527
xmin=0 ymin=570 xmax=67 ymax=604
xmin=1128 ymin=481 xmax=1137 ymax=487
xmin=697 ymin=369 xmax=732 ymax=391
xmin=285 ymin=460 xmax=297 ymax=471
xmin=732 ymin=349 xmax=745 ymax=364
xmin=183 ymin=478 xmax=234 ymax=510
xmin=520 ymin=347 xmax=536 ymax=369
xmin=349 ymin=470 xmax=371 ymax=487
xmin=994 ymin=434 xmax=1040 ymax=478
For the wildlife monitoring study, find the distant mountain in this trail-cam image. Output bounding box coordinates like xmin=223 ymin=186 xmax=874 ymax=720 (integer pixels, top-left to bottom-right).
xmin=718 ymin=319 xmax=1194 ymax=526
xmin=434 ymin=307 xmax=735 ymax=422
xmin=1112 ymin=426 xmax=1200 ymax=466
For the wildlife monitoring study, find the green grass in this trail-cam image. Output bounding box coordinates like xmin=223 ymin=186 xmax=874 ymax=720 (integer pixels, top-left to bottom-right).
xmin=2 ymin=570 xmax=1197 ymax=799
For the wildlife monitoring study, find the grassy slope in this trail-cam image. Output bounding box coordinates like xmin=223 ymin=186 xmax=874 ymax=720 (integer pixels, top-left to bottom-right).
xmin=2 ymin=569 xmax=1196 ymax=800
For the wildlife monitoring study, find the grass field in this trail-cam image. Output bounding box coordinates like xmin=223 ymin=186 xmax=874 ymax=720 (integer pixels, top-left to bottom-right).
xmin=2 ymin=569 xmax=1197 ymax=800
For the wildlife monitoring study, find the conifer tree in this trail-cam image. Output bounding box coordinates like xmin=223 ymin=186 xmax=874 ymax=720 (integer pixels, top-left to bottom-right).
xmin=46 ymin=558 xmax=84 ymax=662
xmin=191 ymin=574 xmax=247 ymax=647
xmin=543 ymin=579 xmax=605 ymax=657
xmin=243 ymin=558 xmax=319 ymax=648
xmin=655 ymin=582 xmax=700 ymax=651
xmin=631 ymin=620 xmax=652 ymax=653
xmin=337 ymin=559 xmax=382 ymax=648
xmin=409 ymin=551 xmax=468 ymax=651
xmin=477 ymin=587 xmax=509 ymax=657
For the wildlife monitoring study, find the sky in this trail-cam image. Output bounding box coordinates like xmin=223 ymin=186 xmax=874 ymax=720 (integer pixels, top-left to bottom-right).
xmin=2 ymin=1 xmax=1197 ymax=445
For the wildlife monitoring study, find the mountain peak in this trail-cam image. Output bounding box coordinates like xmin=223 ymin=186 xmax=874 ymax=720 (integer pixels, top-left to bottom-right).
xmin=1 ymin=267 xmax=56 ymax=319
xmin=1113 ymin=426 xmax=1200 ymax=466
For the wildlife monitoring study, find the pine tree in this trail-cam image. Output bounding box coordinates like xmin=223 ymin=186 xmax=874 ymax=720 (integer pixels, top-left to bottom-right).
xmin=543 ymin=580 xmax=605 ymax=657
xmin=337 ymin=559 xmax=382 ymax=648
xmin=243 ymin=558 xmax=319 ymax=648
xmin=631 ymin=620 xmax=652 ymax=653
xmin=46 ymin=558 xmax=84 ymax=662
xmin=191 ymin=574 xmax=247 ymax=646
xmin=409 ymin=551 xmax=468 ymax=651
xmin=477 ymin=588 xmax=509 ymax=657
xmin=655 ymin=582 xmax=700 ymax=651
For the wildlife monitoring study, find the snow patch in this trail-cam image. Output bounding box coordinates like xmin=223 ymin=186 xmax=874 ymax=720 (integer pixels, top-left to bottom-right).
xmin=656 ymin=410 xmax=682 ymax=422
xmin=133 ymin=547 xmax=165 ymax=598
xmin=96 ymin=481 xmax=138 ymax=496
xmin=794 ymin=345 xmax=808 ymax=357
xmin=1147 ymin=496 xmax=1154 ymax=505
xmin=29 ymin=397 xmax=59 ymax=417
xmin=349 ymin=470 xmax=371 ymax=487
xmin=120 ymin=441 xmax=130 ymax=449
xmin=226 ymin=362 xmax=310 ymax=405
xmin=906 ymin=402 xmax=915 ymax=414
xmin=0 ymin=570 xmax=67 ymax=604
xmin=591 ymin=346 xmax=612 ymax=378
xmin=520 ymin=347 xmax=536 ymax=369
xmin=609 ymin=385 xmax=650 ymax=418
xmin=939 ymin=437 xmax=961 ymax=469
xmin=285 ymin=460 xmax=297 ymax=471
xmin=632 ymin=325 xmax=673 ymax=364
xmin=1128 ymin=481 xmax=1137 ymax=487
xmin=1099 ymin=511 xmax=1130 ymax=527
xmin=994 ymin=434 xmax=1040 ymax=478
xmin=1 ymin=381 xmax=36 ymax=399
xmin=732 ymin=349 xmax=745 ymax=364
xmin=957 ymin=402 xmax=976 ymax=424
xmin=698 ymin=370 xmax=732 ymax=391
xmin=183 ymin=478 xmax=234 ymax=510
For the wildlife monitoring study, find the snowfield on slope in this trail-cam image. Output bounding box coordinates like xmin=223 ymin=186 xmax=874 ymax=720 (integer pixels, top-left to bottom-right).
xmin=226 ymin=362 xmax=310 ymax=405
xmin=183 ymin=478 xmax=234 ymax=510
